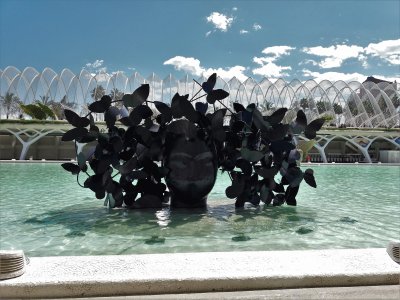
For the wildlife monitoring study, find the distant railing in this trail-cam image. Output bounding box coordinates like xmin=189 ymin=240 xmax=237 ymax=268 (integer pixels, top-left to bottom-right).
xmin=308 ymin=153 xmax=364 ymax=163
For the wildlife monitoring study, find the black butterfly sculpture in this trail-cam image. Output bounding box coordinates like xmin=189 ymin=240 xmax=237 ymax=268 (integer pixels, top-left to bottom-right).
xmin=61 ymin=73 xmax=324 ymax=209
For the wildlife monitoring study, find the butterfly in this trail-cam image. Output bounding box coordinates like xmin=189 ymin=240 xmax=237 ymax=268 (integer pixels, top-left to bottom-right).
xmin=292 ymin=110 xmax=325 ymax=139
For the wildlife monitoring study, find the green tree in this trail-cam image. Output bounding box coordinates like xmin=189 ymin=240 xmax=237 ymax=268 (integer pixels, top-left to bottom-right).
xmin=110 ymin=88 xmax=124 ymax=101
xmin=362 ymin=101 xmax=375 ymax=116
xmin=60 ymin=95 xmax=76 ymax=108
xmin=37 ymin=95 xmax=50 ymax=105
xmin=20 ymin=103 xmax=56 ymax=120
xmin=49 ymin=102 xmax=64 ymax=120
xmin=299 ymin=98 xmax=309 ymax=110
xmin=333 ymin=103 xmax=343 ymax=115
xmin=321 ymin=114 xmax=334 ymax=123
xmin=91 ymin=85 xmax=106 ymax=101
xmin=347 ymin=99 xmax=358 ymax=116
xmin=0 ymin=92 xmax=21 ymax=119
xmin=47 ymin=95 xmax=76 ymax=120
xmin=376 ymin=97 xmax=389 ymax=114
xmin=258 ymin=101 xmax=273 ymax=113
xmin=391 ymin=94 xmax=400 ymax=108
xmin=316 ymin=101 xmax=329 ymax=113
xmin=35 ymin=94 xmax=68 ymax=119
xmin=20 ymin=104 xmax=47 ymax=120
xmin=110 ymin=88 xmax=124 ymax=108
xmin=37 ymin=102 xmax=56 ymax=119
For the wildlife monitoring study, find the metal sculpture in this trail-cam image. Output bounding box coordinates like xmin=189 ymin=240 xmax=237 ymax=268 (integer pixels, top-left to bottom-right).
xmin=61 ymin=74 xmax=324 ymax=208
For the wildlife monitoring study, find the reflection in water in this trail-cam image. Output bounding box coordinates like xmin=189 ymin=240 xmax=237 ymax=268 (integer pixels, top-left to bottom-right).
xmin=144 ymin=236 xmax=166 ymax=244
xmin=232 ymin=234 xmax=251 ymax=242
xmin=339 ymin=217 xmax=358 ymax=224
xmin=23 ymin=201 xmax=317 ymax=242
xmin=295 ymin=226 xmax=314 ymax=235
xmin=155 ymin=209 xmax=170 ymax=227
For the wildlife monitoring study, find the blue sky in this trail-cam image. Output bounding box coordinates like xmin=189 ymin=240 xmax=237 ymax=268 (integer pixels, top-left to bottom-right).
xmin=1 ymin=0 xmax=399 ymax=82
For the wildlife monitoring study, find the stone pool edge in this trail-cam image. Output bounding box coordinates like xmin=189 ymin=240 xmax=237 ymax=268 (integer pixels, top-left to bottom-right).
xmin=2 ymin=159 xmax=400 ymax=166
xmin=0 ymin=248 xmax=399 ymax=299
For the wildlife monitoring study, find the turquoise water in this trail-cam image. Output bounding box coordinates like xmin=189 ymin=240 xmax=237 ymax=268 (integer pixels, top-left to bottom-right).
xmin=0 ymin=163 xmax=399 ymax=257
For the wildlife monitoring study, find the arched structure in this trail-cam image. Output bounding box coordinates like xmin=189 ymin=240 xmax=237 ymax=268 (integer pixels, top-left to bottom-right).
xmin=1 ymin=67 xmax=399 ymax=128
xmin=0 ymin=67 xmax=399 ymax=161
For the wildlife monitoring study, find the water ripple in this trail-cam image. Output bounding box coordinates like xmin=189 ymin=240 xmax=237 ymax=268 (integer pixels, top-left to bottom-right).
xmin=0 ymin=163 xmax=399 ymax=256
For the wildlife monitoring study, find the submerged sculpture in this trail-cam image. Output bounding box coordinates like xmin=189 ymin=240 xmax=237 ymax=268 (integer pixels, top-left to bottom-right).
xmin=61 ymin=73 xmax=324 ymax=209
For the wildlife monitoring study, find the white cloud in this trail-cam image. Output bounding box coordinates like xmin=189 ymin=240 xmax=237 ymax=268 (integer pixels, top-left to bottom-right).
xmin=253 ymin=63 xmax=291 ymax=78
xmin=111 ymin=71 xmax=125 ymax=76
xmin=364 ymin=39 xmax=400 ymax=65
xmin=358 ymin=54 xmax=369 ymax=69
xmin=302 ymin=39 xmax=400 ymax=69
xmin=302 ymin=45 xmax=364 ymax=68
xmin=252 ymin=46 xmax=295 ymax=78
xmin=253 ymin=23 xmax=262 ymax=31
xmin=163 ymin=56 xmax=204 ymax=77
xmin=82 ymin=61 xmax=134 ymax=84
xmin=232 ymin=7 xmax=238 ymax=11
xmin=205 ymin=30 xmax=212 ymax=37
xmin=302 ymin=69 xmax=366 ymax=82
xmin=163 ymin=56 xmax=248 ymax=81
xmin=92 ymin=71 xmax=112 ymax=83
xmin=205 ymin=66 xmax=248 ymax=82
xmin=92 ymin=70 xmax=128 ymax=83
xmin=86 ymin=59 xmax=104 ymax=69
xmin=239 ymin=29 xmax=249 ymax=35
xmin=253 ymin=56 xmax=275 ymax=65
xmin=302 ymin=69 xmax=399 ymax=83
xmin=299 ymin=59 xmax=318 ymax=66
xmin=206 ymin=12 xmax=234 ymax=32
xmin=83 ymin=59 xmax=108 ymax=79
xmin=261 ymin=46 xmax=295 ymax=57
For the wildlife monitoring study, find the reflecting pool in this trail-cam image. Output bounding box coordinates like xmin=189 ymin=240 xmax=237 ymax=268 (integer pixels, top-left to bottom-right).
xmin=0 ymin=163 xmax=399 ymax=256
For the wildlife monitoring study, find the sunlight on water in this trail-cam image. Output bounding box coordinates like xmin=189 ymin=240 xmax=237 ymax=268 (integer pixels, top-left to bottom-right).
xmin=0 ymin=163 xmax=399 ymax=256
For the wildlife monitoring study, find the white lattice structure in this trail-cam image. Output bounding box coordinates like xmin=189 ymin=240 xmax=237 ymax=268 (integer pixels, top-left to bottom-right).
xmin=1 ymin=66 xmax=399 ymax=128
xmin=0 ymin=67 xmax=399 ymax=161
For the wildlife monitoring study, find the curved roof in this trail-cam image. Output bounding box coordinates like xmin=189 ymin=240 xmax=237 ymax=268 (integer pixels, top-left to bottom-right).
xmin=0 ymin=67 xmax=399 ymax=128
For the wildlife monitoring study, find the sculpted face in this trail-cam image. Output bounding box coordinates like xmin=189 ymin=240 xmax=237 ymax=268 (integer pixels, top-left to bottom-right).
xmin=165 ymin=137 xmax=217 ymax=207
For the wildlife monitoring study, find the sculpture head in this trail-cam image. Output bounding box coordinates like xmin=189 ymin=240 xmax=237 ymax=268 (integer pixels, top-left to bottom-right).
xmin=164 ymin=136 xmax=217 ymax=208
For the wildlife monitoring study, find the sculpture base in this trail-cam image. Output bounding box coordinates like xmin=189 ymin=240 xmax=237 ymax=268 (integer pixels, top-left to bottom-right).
xmin=170 ymin=196 xmax=207 ymax=208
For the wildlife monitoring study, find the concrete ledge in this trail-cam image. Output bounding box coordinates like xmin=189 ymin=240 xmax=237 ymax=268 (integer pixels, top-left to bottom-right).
xmin=50 ymin=285 xmax=400 ymax=300
xmin=0 ymin=248 xmax=399 ymax=299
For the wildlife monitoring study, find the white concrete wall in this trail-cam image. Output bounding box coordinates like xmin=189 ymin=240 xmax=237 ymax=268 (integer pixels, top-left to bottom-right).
xmin=0 ymin=249 xmax=399 ymax=299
